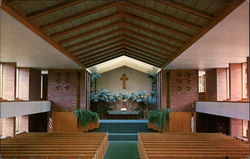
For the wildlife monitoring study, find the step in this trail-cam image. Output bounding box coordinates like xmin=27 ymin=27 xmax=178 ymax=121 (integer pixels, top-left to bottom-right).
xmin=109 ymin=133 xmax=138 ymax=141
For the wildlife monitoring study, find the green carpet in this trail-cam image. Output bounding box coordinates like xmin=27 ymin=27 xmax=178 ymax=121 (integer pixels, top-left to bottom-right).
xmin=104 ymin=141 xmax=140 ymax=159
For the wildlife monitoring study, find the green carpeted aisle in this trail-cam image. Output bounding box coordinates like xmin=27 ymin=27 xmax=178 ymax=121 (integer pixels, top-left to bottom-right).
xmin=104 ymin=141 xmax=140 ymax=159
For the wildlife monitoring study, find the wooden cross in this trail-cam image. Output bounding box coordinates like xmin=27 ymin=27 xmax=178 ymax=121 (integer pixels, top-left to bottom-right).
xmin=120 ymin=74 xmax=128 ymax=89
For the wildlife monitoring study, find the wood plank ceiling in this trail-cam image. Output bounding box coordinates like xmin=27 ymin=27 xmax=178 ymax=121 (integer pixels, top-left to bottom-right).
xmin=1 ymin=0 xmax=245 ymax=68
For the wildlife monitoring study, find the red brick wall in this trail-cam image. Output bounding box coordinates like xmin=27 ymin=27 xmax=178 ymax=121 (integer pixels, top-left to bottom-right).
xmin=2 ymin=63 xmax=16 ymax=100
xmin=161 ymin=70 xmax=167 ymax=109
xmin=205 ymin=69 xmax=217 ymax=101
xmin=29 ymin=68 xmax=41 ymax=100
xmin=216 ymin=68 xmax=227 ymax=101
xmin=230 ymin=118 xmax=243 ymax=137
xmin=48 ymin=69 xmax=79 ymax=111
xmin=229 ymin=63 xmax=242 ymax=101
xmin=18 ymin=68 xmax=30 ymax=100
xmin=2 ymin=117 xmax=15 ymax=137
xmin=168 ymin=70 xmax=198 ymax=112
xmin=19 ymin=115 xmax=29 ymax=132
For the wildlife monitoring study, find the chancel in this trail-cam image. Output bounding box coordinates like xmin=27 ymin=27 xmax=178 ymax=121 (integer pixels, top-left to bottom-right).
xmin=0 ymin=0 xmax=249 ymax=159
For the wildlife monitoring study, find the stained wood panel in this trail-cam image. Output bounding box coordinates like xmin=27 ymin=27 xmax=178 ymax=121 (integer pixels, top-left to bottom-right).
xmin=169 ymin=112 xmax=192 ymax=132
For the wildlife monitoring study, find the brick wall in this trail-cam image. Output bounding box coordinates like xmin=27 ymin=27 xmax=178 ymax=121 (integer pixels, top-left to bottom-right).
xmin=229 ymin=64 xmax=242 ymax=101
xmin=2 ymin=63 xmax=16 ymax=100
xmin=2 ymin=117 xmax=15 ymax=137
xmin=48 ymin=69 xmax=79 ymax=111
xmin=29 ymin=68 xmax=41 ymax=100
xmin=216 ymin=68 xmax=227 ymax=101
xmin=205 ymin=69 xmax=217 ymax=101
xmin=161 ymin=70 xmax=167 ymax=109
xmin=230 ymin=118 xmax=243 ymax=137
xmin=168 ymin=70 xmax=198 ymax=112
xmin=18 ymin=68 xmax=30 ymax=100
xmin=80 ymin=70 xmax=87 ymax=110
xmin=19 ymin=115 xmax=29 ymax=132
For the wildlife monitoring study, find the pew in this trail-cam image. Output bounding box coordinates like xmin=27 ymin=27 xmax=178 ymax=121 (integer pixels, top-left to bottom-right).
xmin=0 ymin=132 xmax=108 ymax=159
xmin=138 ymin=132 xmax=249 ymax=159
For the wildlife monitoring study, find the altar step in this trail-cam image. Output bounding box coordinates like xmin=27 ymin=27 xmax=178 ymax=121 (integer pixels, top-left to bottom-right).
xmin=109 ymin=133 xmax=138 ymax=141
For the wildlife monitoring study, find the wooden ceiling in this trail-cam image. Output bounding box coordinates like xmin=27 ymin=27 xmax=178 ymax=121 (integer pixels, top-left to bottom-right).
xmin=1 ymin=0 xmax=245 ymax=68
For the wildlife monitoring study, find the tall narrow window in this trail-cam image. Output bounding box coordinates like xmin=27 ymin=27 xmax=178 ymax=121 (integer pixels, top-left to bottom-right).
xmin=16 ymin=68 xmax=19 ymax=99
xmin=242 ymin=63 xmax=248 ymax=99
xmin=0 ymin=63 xmax=3 ymax=99
xmin=226 ymin=68 xmax=230 ymax=100
xmin=242 ymin=120 xmax=248 ymax=138
xmin=198 ymin=71 xmax=206 ymax=93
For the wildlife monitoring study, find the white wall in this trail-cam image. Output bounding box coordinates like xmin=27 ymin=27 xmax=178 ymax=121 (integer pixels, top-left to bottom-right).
xmin=96 ymin=66 xmax=152 ymax=93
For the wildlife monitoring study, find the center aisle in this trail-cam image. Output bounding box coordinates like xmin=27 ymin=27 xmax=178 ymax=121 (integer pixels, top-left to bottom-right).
xmin=90 ymin=120 xmax=155 ymax=159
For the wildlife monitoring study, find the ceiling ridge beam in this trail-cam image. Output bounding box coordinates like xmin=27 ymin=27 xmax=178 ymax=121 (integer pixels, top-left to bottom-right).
xmin=122 ymin=48 xmax=164 ymax=64
xmin=1 ymin=1 xmax=85 ymax=68
xmin=123 ymin=52 xmax=162 ymax=67
xmin=123 ymin=34 xmax=174 ymax=55
xmin=79 ymin=44 xmax=124 ymax=61
xmin=85 ymin=53 xmax=124 ymax=67
xmin=40 ymin=1 xmax=122 ymax=30
xmin=124 ymin=13 xmax=192 ymax=39
xmin=124 ymin=28 xmax=179 ymax=50
xmin=123 ymin=39 xmax=170 ymax=59
xmin=83 ymin=49 xmax=124 ymax=63
xmin=70 ymin=35 xmax=122 ymax=54
xmin=51 ymin=13 xmax=120 ymax=39
xmin=123 ymin=46 xmax=166 ymax=62
xmin=162 ymin=0 xmax=245 ymax=68
xmin=124 ymin=1 xmax=202 ymax=31
xmin=157 ymin=0 xmax=214 ymax=20
xmin=65 ymin=29 xmax=121 ymax=50
xmin=77 ymin=40 xmax=123 ymax=58
xmin=27 ymin=0 xmax=85 ymax=19
xmin=59 ymin=22 xmax=119 ymax=44
xmin=125 ymin=22 xmax=185 ymax=45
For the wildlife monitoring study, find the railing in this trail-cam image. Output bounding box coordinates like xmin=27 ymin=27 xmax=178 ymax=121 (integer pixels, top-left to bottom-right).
xmin=0 ymin=100 xmax=51 ymax=118
xmin=196 ymin=101 xmax=249 ymax=120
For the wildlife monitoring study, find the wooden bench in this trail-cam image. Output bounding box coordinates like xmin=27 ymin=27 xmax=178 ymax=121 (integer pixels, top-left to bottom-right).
xmin=138 ymin=132 xmax=250 ymax=159
xmin=0 ymin=132 xmax=109 ymax=159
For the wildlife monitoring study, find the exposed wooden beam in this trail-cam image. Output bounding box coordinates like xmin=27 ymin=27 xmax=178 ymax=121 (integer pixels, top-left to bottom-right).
xmin=85 ymin=53 xmax=124 ymax=67
xmin=70 ymin=35 xmax=121 ymax=55
xmin=84 ymin=49 xmax=124 ymax=64
xmin=162 ymin=0 xmax=245 ymax=68
xmin=40 ymin=1 xmax=122 ymax=30
xmin=65 ymin=29 xmax=121 ymax=50
xmin=77 ymin=40 xmax=123 ymax=58
xmin=27 ymin=0 xmax=85 ymax=19
xmin=1 ymin=1 xmax=85 ymax=68
xmin=8 ymin=0 xmax=27 ymax=5
xmin=80 ymin=45 xmax=123 ymax=61
xmin=51 ymin=13 xmax=120 ymax=39
xmin=59 ymin=22 xmax=119 ymax=44
xmin=125 ymin=22 xmax=185 ymax=45
xmin=123 ymin=48 xmax=164 ymax=65
xmin=124 ymin=39 xmax=170 ymax=58
xmin=157 ymin=0 xmax=214 ymax=20
xmin=123 ymin=46 xmax=166 ymax=62
xmin=124 ymin=1 xmax=202 ymax=31
xmin=124 ymin=29 xmax=179 ymax=50
xmin=211 ymin=0 xmax=230 ymax=6
xmin=125 ymin=13 xmax=192 ymax=39
xmin=124 ymin=52 xmax=162 ymax=67
xmin=124 ymin=34 xmax=174 ymax=55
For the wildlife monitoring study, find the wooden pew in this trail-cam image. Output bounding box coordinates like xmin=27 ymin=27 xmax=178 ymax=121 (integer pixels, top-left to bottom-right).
xmin=0 ymin=132 xmax=108 ymax=159
xmin=138 ymin=132 xmax=250 ymax=159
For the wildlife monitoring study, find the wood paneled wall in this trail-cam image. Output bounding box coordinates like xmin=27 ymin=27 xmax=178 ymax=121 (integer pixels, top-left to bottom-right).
xmin=169 ymin=112 xmax=193 ymax=132
xmin=51 ymin=112 xmax=78 ymax=132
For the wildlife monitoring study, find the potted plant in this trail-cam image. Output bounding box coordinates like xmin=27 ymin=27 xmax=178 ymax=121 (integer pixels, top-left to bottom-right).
xmin=73 ymin=110 xmax=100 ymax=131
xmin=147 ymin=109 xmax=172 ymax=132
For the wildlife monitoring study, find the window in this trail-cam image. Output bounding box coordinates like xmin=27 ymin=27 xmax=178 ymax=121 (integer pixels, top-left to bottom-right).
xmin=226 ymin=68 xmax=230 ymax=100
xmin=198 ymin=71 xmax=206 ymax=93
xmin=0 ymin=63 xmax=3 ymax=99
xmin=15 ymin=117 xmax=19 ymax=133
xmin=242 ymin=63 xmax=248 ymax=99
xmin=242 ymin=120 xmax=248 ymax=138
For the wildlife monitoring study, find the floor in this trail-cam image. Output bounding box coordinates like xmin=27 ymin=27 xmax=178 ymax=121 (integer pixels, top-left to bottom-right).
xmin=104 ymin=141 xmax=140 ymax=159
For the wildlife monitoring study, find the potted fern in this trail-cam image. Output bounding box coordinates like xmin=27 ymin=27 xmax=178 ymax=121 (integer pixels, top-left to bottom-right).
xmin=73 ymin=110 xmax=99 ymax=132
xmin=147 ymin=109 xmax=172 ymax=132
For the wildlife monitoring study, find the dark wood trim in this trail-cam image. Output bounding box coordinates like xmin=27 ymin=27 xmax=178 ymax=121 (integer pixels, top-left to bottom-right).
xmin=40 ymin=1 xmax=122 ymax=30
xmin=157 ymin=0 xmax=214 ymax=20
xmin=59 ymin=22 xmax=119 ymax=44
xmin=124 ymin=1 xmax=202 ymax=31
xmin=65 ymin=29 xmax=121 ymax=50
xmin=1 ymin=2 xmax=85 ymax=68
xmin=83 ymin=49 xmax=124 ymax=63
xmin=51 ymin=13 xmax=119 ymax=38
xmin=27 ymin=0 xmax=85 ymax=19
xmin=85 ymin=53 xmax=124 ymax=67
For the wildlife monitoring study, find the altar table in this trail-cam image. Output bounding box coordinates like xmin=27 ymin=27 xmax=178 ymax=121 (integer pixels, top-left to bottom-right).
xmin=107 ymin=111 xmax=140 ymax=119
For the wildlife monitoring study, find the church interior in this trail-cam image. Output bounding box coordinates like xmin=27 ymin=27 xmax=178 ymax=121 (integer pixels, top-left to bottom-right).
xmin=0 ymin=0 xmax=249 ymax=158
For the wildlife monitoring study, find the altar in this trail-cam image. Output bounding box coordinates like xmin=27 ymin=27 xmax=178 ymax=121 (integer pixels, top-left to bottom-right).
xmin=107 ymin=111 xmax=140 ymax=119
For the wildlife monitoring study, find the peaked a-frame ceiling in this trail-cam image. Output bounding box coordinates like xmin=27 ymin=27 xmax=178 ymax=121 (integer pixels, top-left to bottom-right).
xmin=1 ymin=0 xmax=245 ymax=68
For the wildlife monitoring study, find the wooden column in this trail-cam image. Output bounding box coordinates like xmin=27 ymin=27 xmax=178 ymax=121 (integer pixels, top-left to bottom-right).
xmin=229 ymin=63 xmax=242 ymax=101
